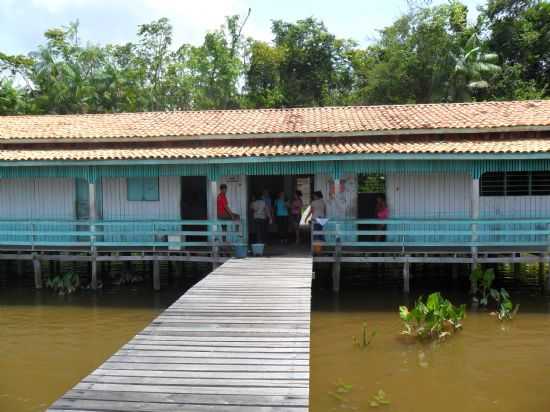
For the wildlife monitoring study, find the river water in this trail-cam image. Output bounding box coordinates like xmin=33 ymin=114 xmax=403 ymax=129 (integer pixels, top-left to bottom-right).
xmin=1 ymin=267 xmax=550 ymax=412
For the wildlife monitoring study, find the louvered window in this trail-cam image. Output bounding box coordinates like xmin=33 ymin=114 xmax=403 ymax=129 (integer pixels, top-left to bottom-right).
xmin=480 ymin=172 xmax=550 ymax=196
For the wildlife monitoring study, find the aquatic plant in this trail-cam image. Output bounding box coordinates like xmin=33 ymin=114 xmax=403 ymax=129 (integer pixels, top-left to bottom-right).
xmin=369 ymin=389 xmax=390 ymax=408
xmin=470 ymin=266 xmax=495 ymax=306
xmin=399 ymin=292 xmax=466 ymax=340
xmin=328 ymin=379 xmax=353 ymax=403
xmin=470 ymin=266 xmax=520 ymax=320
xmin=352 ymin=322 xmax=376 ymax=348
xmin=490 ymin=288 xmax=520 ymax=321
xmin=46 ymin=272 xmax=80 ymax=295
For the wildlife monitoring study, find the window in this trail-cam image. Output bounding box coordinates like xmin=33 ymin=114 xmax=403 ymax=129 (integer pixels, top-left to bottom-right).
xmin=127 ymin=177 xmax=159 ymax=201
xmin=480 ymin=171 xmax=550 ymax=196
xmin=358 ymin=174 xmax=385 ymax=193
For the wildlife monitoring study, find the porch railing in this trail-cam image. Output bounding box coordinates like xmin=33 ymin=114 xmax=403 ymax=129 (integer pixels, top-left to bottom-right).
xmin=312 ymin=218 xmax=550 ymax=251
xmin=0 ymin=219 xmax=245 ymax=251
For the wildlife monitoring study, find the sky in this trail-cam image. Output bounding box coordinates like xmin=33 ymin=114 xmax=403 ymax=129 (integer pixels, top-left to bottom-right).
xmin=0 ymin=0 xmax=485 ymax=54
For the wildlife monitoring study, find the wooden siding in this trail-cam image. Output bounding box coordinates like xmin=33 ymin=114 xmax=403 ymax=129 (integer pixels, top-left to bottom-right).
xmin=102 ymin=176 xmax=180 ymax=220
xmin=480 ymin=196 xmax=550 ymax=218
xmin=0 ymin=177 xmax=75 ymax=219
xmin=386 ymin=173 xmax=472 ymax=218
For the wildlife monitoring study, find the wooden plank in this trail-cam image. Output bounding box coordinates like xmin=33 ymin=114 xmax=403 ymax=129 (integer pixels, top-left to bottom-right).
xmin=49 ymin=257 xmax=313 ymax=411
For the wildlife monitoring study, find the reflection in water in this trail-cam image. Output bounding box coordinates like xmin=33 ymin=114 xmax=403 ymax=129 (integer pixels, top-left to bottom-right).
xmin=0 ymin=286 xmax=186 ymax=412
xmin=310 ymin=267 xmax=550 ymax=412
xmin=1 ymin=263 xmax=550 ymax=412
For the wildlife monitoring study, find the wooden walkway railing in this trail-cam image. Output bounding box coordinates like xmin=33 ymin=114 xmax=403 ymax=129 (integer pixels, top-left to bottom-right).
xmin=48 ymin=256 xmax=313 ymax=412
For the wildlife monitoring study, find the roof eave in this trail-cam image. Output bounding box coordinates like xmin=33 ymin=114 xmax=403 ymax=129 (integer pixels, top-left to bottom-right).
xmin=2 ymin=125 xmax=550 ymax=144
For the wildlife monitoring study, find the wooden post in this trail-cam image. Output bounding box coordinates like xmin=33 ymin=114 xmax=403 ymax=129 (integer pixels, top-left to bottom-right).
xmin=33 ymin=255 xmax=42 ymax=289
xmin=538 ymin=261 xmax=545 ymax=292
xmin=16 ymin=252 xmax=23 ymax=278
xmin=153 ymin=259 xmax=160 ymax=291
xmin=208 ymin=179 xmax=219 ymax=270
xmin=89 ymin=181 xmax=98 ymax=290
xmin=470 ymin=177 xmax=480 ymax=294
xmin=403 ymin=259 xmax=410 ymax=294
xmin=332 ymin=231 xmax=342 ymax=293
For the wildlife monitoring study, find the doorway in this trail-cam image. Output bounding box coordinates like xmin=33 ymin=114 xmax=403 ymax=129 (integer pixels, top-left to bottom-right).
xmin=181 ymin=176 xmax=207 ymax=242
xmin=248 ymin=175 xmax=313 ymax=254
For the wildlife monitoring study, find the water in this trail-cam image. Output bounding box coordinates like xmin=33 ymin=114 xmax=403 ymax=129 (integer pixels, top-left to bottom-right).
xmin=2 ymin=265 xmax=550 ymax=412
xmin=0 ymin=286 xmax=185 ymax=412
xmin=310 ymin=287 xmax=550 ymax=412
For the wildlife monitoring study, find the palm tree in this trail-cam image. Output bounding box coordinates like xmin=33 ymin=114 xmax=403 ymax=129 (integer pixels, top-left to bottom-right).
xmin=448 ymin=33 xmax=501 ymax=102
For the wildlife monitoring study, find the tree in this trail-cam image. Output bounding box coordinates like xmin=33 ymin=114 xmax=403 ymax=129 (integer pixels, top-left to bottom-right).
xmin=448 ymin=33 xmax=501 ymax=101
xmin=482 ymin=0 xmax=550 ymax=98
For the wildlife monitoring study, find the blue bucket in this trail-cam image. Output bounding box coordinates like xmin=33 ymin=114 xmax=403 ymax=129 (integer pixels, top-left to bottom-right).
xmin=234 ymin=244 xmax=248 ymax=259
xmin=251 ymin=243 xmax=264 ymax=256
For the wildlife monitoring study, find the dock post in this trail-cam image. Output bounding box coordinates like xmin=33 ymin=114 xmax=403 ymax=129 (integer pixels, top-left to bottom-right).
xmin=331 ymin=228 xmax=342 ymax=293
xmin=403 ymin=259 xmax=410 ymax=294
xmin=538 ymin=261 xmax=545 ymax=292
xmin=153 ymin=259 xmax=161 ymax=291
xmin=91 ymin=255 xmax=98 ymax=290
xmin=470 ymin=177 xmax=479 ymax=295
xmin=33 ymin=255 xmax=42 ymax=289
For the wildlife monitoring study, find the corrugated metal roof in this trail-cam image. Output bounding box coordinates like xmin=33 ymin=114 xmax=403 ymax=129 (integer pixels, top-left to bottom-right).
xmin=0 ymin=100 xmax=549 ymax=141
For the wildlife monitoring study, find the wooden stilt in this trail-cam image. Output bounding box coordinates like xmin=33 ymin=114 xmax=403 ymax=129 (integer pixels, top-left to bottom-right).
xmin=16 ymin=252 xmax=23 ymax=278
xmin=538 ymin=261 xmax=545 ymax=292
xmin=91 ymin=255 xmax=98 ymax=290
xmin=403 ymin=260 xmax=410 ymax=294
xmin=33 ymin=256 xmax=42 ymax=289
xmin=153 ymin=259 xmax=161 ymax=291
xmin=331 ymin=232 xmax=342 ymax=293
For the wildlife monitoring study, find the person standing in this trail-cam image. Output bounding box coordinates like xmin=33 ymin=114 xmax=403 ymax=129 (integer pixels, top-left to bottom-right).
xmin=250 ymin=194 xmax=268 ymax=243
xmin=217 ymin=184 xmax=238 ymax=242
xmin=274 ymin=191 xmax=289 ymax=244
xmin=217 ymin=184 xmax=236 ymax=220
xmin=290 ymin=190 xmax=304 ymax=244
xmin=261 ymin=189 xmax=273 ymax=243
xmin=375 ymin=195 xmax=389 ymax=242
xmin=306 ymin=191 xmax=327 ymax=241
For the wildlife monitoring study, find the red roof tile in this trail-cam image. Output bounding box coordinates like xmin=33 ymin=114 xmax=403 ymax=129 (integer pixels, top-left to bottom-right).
xmin=0 ymin=100 xmax=549 ymax=141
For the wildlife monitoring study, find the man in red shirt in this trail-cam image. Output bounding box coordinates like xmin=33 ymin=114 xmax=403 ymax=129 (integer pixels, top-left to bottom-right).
xmin=217 ymin=184 xmax=236 ymax=220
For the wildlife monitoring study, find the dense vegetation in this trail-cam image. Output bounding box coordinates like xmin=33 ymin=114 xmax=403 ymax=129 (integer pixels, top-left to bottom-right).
xmin=0 ymin=0 xmax=548 ymax=115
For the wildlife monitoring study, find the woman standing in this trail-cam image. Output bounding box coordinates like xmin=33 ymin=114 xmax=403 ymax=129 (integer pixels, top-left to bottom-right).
xmin=274 ymin=191 xmax=289 ymax=244
xmin=375 ymin=195 xmax=389 ymax=242
xmin=305 ymin=191 xmax=327 ymax=241
xmin=250 ymin=194 xmax=268 ymax=244
xmin=290 ymin=191 xmax=304 ymax=244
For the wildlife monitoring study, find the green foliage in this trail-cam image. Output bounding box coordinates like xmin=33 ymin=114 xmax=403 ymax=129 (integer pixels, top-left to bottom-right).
xmin=0 ymin=1 xmax=547 ymax=115
xmin=46 ymin=272 xmax=80 ymax=295
xmin=470 ymin=265 xmax=520 ymax=320
xmin=327 ymin=379 xmax=353 ymax=403
xmin=399 ymin=292 xmax=466 ymax=340
xmin=470 ymin=266 xmax=495 ymax=306
xmin=352 ymin=322 xmax=376 ymax=348
xmin=490 ymin=288 xmax=520 ymax=320
xmin=369 ymin=389 xmax=391 ymax=408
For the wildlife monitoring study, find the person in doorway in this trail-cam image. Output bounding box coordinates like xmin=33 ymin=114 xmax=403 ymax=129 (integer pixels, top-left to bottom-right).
xmin=290 ymin=190 xmax=304 ymax=244
xmin=375 ymin=195 xmax=389 ymax=242
xmin=217 ymin=184 xmax=238 ymax=242
xmin=261 ymin=188 xmax=273 ymax=243
xmin=250 ymin=194 xmax=268 ymax=243
xmin=217 ymin=184 xmax=237 ymax=220
xmin=305 ymin=191 xmax=327 ymax=241
xmin=274 ymin=191 xmax=290 ymax=244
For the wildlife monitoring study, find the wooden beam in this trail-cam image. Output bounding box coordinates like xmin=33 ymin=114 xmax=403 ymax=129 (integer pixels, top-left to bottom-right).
xmin=33 ymin=255 xmax=42 ymax=289
xmin=153 ymin=259 xmax=161 ymax=291
xmin=403 ymin=260 xmax=410 ymax=294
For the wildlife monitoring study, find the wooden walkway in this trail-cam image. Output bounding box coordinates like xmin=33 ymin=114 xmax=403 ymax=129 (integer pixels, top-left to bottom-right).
xmin=49 ymin=257 xmax=313 ymax=412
